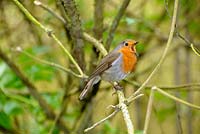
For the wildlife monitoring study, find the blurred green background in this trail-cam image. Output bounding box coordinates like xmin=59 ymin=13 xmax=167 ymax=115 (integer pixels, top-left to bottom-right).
xmin=0 ymin=0 xmax=200 ymax=134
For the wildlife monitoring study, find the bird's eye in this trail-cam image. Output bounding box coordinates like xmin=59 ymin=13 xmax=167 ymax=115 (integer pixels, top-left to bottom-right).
xmin=124 ymin=42 xmax=129 ymax=46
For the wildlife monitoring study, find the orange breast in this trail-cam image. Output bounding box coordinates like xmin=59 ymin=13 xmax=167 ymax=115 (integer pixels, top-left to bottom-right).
xmin=119 ymin=48 xmax=137 ymax=73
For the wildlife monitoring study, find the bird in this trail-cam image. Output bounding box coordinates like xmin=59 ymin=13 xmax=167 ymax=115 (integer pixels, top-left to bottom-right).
xmin=79 ymin=39 xmax=138 ymax=100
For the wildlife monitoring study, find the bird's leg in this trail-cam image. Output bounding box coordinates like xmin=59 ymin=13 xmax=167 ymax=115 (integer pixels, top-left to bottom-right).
xmin=113 ymin=82 xmax=123 ymax=90
xmin=110 ymin=82 xmax=123 ymax=96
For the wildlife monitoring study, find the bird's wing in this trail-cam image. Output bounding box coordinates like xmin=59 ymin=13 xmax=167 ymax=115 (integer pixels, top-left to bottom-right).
xmin=89 ymin=52 xmax=121 ymax=80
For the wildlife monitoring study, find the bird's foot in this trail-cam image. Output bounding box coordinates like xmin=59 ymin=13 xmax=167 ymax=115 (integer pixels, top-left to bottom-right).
xmin=113 ymin=83 xmax=123 ymax=91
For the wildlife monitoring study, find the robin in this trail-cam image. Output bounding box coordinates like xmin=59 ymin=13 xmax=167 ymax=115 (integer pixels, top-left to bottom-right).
xmin=79 ymin=39 xmax=138 ymax=100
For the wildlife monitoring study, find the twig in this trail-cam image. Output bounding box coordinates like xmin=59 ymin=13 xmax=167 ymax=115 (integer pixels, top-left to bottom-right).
xmin=176 ymin=28 xmax=200 ymax=57
xmin=143 ymin=87 xmax=155 ymax=134
xmin=106 ymin=0 xmax=131 ymax=50
xmin=128 ymin=0 xmax=179 ymax=100
xmin=83 ymin=33 xmax=108 ymax=56
xmin=114 ymin=82 xmax=134 ymax=134
xmin=125 ymin=80 xmax=200 ymax=91
xmin=15 ymin=47 xmax=86 ymax=78
xmin=34 ymin=0 xmax=66 ymax=24
xmin=0 ymin=87 xmax=37 ymax=107
xmin=165 ymin=0 xmax=200 ymax=58
xmin=12 ymin=0 xmax=84 ymax=77
xmin=191 ymin=43 xmax=200 ymax=57
xmin=84 ymin=109 xmax=119 ymax=133
xmin=155 ymin=87 xmax=200 ymax=110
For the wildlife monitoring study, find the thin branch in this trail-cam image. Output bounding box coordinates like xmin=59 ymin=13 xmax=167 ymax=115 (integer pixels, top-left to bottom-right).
xmin=155 ymin=87 xmax=200 ymax=110
xmin=191 ymin=43 xmax=200 ymax=57
xmin=176 ymin=29 xmax=200 ymax=57
xmin=125 ymin=80 xmax=200 ymax=91
xmin=143 ymin=85 xmax=200 ymax=134
xmin=114 ymin=82 xmax=134 ymax=134
xmin=34 ymin=0 xmax=66 ymax=24
xmin=84 ymin=109 xmax=119 ymax=133
xmin=106 ymin=0 xmax=131 ymax=50
xmin=0 ymin=87 xmax=37 ymax=107
xmin=143 ymin=87 xmax=155 ymax=134
xmin=83 ymin=33 xmax=108 ymax=56
xmin=12 ymin=0 xmax=84 ymax=77
xmin=15 ymin=47 xmax=86 ymax=78
xmin=128 ymin=0 xmax=179 ymax=100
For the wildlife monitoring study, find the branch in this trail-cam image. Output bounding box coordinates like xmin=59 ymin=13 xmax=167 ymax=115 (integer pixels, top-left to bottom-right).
xmin=84 ymin=109 xmax=119 ymax=133
xmin=83 ymin=33 xmax=108 ymax=56
xmin=143 ymin=86 xmax=200 ymax=134
xmin=125 ymin=80 xmax=200 ymax=91
xmin=175 ymin=27 xmax=200 ymax=57
xmin=15 ymin=47 xmax=86 ymax=78
xmin=128 ymin=0 xmax=179 ymax=100
xmin=59 ymin=0 xmax=85 ymax=70
xmin=191 ymin=43 xmax=200 ymax=57
xmin=106 ymin=0 xmax=131 ymax=50
xmin=34 ymin=0 xmax=66 ymax=24
xmin=0 ymin=87 xmax=37 ymax=107
xmin=115 ymin=83 xmax=134 ymax=134
xmin=12 ymin=0 xmax=84 ymax=77
xmin=143 ymin=87 xmax=155 ymax=134
xmin=154 ymin=87 xmax=200 ymax=110
xmin=93 ymin=0 xmax=104 ymax=40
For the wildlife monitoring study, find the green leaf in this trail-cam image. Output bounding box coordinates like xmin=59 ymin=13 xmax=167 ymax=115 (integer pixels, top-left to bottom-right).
xmin=0 ymin=111 xmax=13 ymax=130
xmin=4 ymin=101 xmax=23 ymax=115
xmin=136 ymin=43 xmax=146 ymax=53
xmin=0 ymin=62 xmax=24 ymax=88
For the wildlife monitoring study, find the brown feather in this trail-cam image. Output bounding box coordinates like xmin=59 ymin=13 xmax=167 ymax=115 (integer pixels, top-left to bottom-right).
xmin=89 ymin=52 xmax=120 ymax=80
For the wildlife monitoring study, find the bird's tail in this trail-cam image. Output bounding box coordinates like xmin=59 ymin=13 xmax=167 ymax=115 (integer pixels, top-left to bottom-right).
xmin=79 ymin=76 xmax=100 ymax=100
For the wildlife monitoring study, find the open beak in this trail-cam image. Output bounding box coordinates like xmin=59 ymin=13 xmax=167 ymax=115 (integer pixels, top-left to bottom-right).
xmin=134 ymin=41 xmax=139 ymax=57
xmin=135 ymin=41 xmax=139 ymax=45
